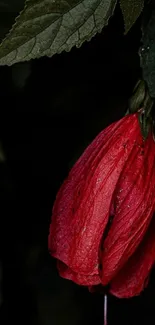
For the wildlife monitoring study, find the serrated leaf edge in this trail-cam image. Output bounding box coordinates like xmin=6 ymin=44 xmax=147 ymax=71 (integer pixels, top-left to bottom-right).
xmin=0 ymin=0 xmax=117 ymax=65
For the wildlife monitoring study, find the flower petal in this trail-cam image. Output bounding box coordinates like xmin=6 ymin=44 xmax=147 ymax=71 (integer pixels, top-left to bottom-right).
xmin=49 ymin=114 xmax=141 ymax=280
xmin=57 ymin=260 xmax=101 ymax=286
xmin=109 ymin=215 xmax=155 ymax=298
xmin=100 ymin=130 xmax=155 ymax=285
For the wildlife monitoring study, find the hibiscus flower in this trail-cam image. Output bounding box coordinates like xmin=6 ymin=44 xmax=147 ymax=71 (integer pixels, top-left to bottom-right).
xmin=48 ymin=112 xmax=155 ymax=298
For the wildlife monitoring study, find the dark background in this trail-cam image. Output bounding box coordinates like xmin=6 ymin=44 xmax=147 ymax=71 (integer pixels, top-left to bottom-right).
xmin=0 ymin=2 xmax=155 ymax=324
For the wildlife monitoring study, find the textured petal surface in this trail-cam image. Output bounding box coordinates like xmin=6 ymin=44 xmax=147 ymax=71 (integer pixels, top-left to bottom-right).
xmin=48 ymin=113 xmax=142 ymax=285
xmin=100 ymin=127 xmax=155 ymax=285
xmin=109 ymin=215 xmax=155 ymax=298
xmin=57 ymin=260 xmax=101 ymax=286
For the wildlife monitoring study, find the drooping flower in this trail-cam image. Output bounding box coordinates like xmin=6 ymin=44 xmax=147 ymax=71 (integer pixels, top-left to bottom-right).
xmin=48 ymin=112 xmax=155 ymax=298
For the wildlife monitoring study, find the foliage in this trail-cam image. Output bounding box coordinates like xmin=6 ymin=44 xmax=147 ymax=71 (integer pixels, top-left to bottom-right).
xmin=140 ymin=8 xmax=155 ymax=98
xmin=0 ymin=0 xmax=144 ymax=65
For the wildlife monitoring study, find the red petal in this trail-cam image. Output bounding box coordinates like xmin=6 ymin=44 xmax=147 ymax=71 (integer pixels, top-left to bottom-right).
xmin=57 ymin=260 xmax=100 ymax=286
xmin=48 ymin=114 xmax=141 ymax=282
xmin=100 ymin=130 xmax=155 ymax=285
xmin=109 ymin=215 xmax=155 ymax=298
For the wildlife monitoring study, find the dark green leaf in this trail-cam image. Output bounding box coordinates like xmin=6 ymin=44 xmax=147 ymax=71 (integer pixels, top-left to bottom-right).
xmin=138 ymin=111 xmax=152 ymax=139
xmin=140 ymin=9 xmax=155 ymax=98
xmin=0 ymin=0 xmax=25 ymax=42
xmin=0 ymin=0 xmax=117 ymax=66
xmin=120 ymin=0 xmax=144 ymax=34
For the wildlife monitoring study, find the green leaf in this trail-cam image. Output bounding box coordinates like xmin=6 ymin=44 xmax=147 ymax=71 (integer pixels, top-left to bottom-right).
xmin=138 ymin=111 xmax=152 ymax=139
xmin=119 ymin=0 xmax=144 ymax=34
xmin=0 ymin=0 xmax=117 ymax=66
xmin=140 ymin=9 xmax=155 ymax=98
xmin=0 ymin=0 xmax=25 ymax=42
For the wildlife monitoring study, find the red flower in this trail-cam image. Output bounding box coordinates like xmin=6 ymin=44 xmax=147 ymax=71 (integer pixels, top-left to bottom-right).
xmin=48 ymin=112 xmax=155 ymax=298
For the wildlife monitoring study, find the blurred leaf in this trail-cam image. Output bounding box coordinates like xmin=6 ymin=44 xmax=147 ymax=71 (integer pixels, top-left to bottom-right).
xmin=140 ymin=9 xmax=155 ymax=98
xmin=120 ymin=0 xmax=144 ymax=34
xmin=0 ymin=0 xmax=117 ymax=66
xmin=0 ymin=0 xmax=25 ymax=12
xmin=0 ymin=142 xmax=6 ymax=162
xmin=0 ymin=0 xmax=25 ymax=42
xmin=11 ymin=62 xmax=32 ymax=89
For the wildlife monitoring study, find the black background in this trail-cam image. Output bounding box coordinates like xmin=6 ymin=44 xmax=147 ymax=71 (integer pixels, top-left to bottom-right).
xmin=0 ymin=2 xmax=155 ymax=325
